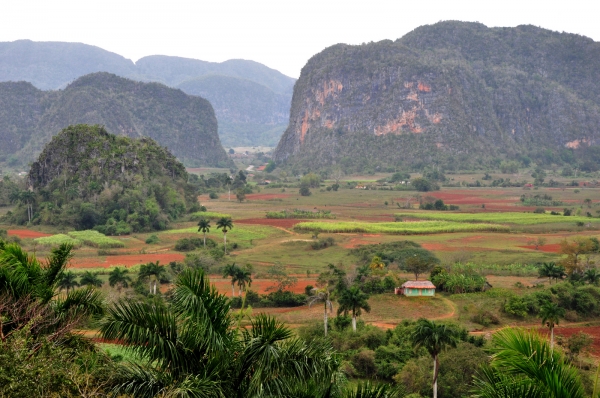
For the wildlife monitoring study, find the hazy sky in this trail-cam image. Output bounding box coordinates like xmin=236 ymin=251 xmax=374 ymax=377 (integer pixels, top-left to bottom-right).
xmin=2 ymin=0 xmax=599 ymax=78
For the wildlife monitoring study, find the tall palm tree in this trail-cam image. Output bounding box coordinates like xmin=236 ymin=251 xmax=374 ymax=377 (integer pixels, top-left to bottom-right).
xmin=58 ymin=271 xmax=79 ymax=293
xmin=197 ymin=218 xmax=211 ymax=248
xmin=108 ymin=267 xmax=132 ymax=293
xmin=539 ymin=302 xmax=565 ymax=350
xmin=20 ymin=190 xmax=35 ymax=223
xmin=410 ymin=318 xmax=459 ymax=398
xmin=216 ymin=217 xmax=234 ymax=254
xmin=79 ymin=271 xmax=103 ymax=288
xmin=226 ymin=175 xmax=233 ymax=201
xmin=472 ymin=328 xmax=585 ymax=398
xmin=584 ymin=267 xmax=600 ymax=285
xmin=235 ymin=267 xmax=252 ymax=296
xmin=337 ymin=285 xmax=371 ymax=332
xmin=99 ymin=268 xmax=339 ymax=397
xmin=138 ymin=261 xmax=167 ymax=295
xmin=308 ymin=287 xmax=333 ymax=336
xmin=223 ymin=263 xmax=240 ymax=297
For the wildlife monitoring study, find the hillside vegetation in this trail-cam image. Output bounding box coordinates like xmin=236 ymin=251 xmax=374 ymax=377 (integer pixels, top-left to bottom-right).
xmin=274 ymin=21 xmax=600 ymax=172
xmin=0 ymin=73 xmax=230 ymax=167
xmin=5 ymin=124 xmax=199 ymax=233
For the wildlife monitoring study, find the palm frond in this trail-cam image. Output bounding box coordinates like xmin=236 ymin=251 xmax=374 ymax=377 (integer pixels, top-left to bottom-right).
xmin=53 ymin=286 xmax=105 ymax=318
xmin=343 ymin=381 xmax=406 ymax=398
xmin=472 ymin=365 xmax=545 ymax=398
xmin=43 ymin=243 xmax=73 ymax=290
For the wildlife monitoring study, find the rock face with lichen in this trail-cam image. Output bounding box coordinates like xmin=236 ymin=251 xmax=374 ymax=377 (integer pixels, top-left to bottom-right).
xmin=274 ymin=21 xmax=600 ymax=172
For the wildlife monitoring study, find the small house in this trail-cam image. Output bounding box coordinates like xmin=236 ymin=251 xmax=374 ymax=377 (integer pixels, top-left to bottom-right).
xmin=395 ymin=281 xmax=436 ymax=297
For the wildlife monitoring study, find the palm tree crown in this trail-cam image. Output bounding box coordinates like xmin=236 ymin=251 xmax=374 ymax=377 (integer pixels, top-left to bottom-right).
xmin=308 ymin=287 xmax=333 ymax=336
xmin=79 ymin=271 xmax=103 ymax=288
xmin=223 ymin=262 xmax=240 ymax=296
xmin=197 ymin=218 xmax=211 ymax=248
xmin=58 ymin=271 xmax=80 ymax=293
xmin=108 ymin=267 xmax=132 ymax=292
xmin=337 ymin=285 xmax=371 ymax=332
xmin=235 ymin=267 xmax=252 ymax=296
xmin=138 ymin=261 xmax=167 ymax=295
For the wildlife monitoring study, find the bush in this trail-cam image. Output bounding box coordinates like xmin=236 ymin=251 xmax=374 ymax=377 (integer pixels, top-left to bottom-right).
xmin=145 ymin=234 xmax=159 ymax=244
xmin=533 ymin=207 xmax=546 ymax=214
xmin=310 ymin=237 xmax=335 ymax=250
xmin=299 ymin=186 xmax=311 ymax=196
xmin=351 ymin=350 xmax=377 ymax=378
xmin=471 ymin=310 xmax=500 ymax=327
xmin=209 ymin=192 xmax=219 ymax=199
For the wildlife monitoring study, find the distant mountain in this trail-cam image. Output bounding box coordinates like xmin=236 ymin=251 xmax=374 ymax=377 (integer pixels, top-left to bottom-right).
xmin=0 ymin=40 xmax=295 ymax=147
xmin=274 ymin=21 xmax=600 ymax=172
xmin=0 ymin=73 xmax=230 ymax=167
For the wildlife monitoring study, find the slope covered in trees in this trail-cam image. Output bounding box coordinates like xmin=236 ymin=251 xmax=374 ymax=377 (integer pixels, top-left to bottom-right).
xmin=7 ymin=124 xmax=199 ymax=233
xmin=274 ymin=21 xmax=600 ymax=172
xmin=0 ymin=40 xmax=295 ymax=147
xmin=0 ymin=73 xmax=230 ymax=167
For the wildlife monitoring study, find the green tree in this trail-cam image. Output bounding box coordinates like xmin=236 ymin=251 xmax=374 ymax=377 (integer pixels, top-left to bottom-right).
xmin=235 ymin=266 xmax=252 ymax=296
xmin=99 ymin=269 xmax=339 ymax=396
xmin=79 ymin=271 xmax=103 ymax=288
xmin=197 ymin=218 xmax=211 ymax=248
xmin=108 ymin=267 xmax=132 ymax=293
xmin=236 ymin=188 xmax=246 ymax=202
xmin=410 ymin=318 xmax=459 ymax=398
xmin=138 ymin=261 xmax=167 ymax=295
xmin=472 ymin=328 xmax=585 ymax=398
xmin=223 ymin=263 xmax=240 ymax=297
xmin=584 ymin=267 xmax=600 ymax=285
xmin=58 ymin=271 xmax=79 ymax=293
xmin=337 ymin=285 xmax=371 ymax=332
xmin=403 ymin=249 xmax=439 ymax=280
xmin=308 ymin=287 xmax=333 ymax=336
xmin=539 ymin=302 xmax=565 ymax=350
xmin=539 ymin=262 xmax=557 ymax=284
xmin=216 ymin=217 xmax=234 ymax=254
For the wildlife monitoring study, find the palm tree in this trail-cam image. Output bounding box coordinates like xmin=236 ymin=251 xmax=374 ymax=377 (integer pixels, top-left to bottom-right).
xmin=584 ymin=267 xmax=600 ymax=285
xmin=539 ymin=302 xmax=565 ymax=350
xmin=99 ymin=268 xmax=339 ymax=396
xmin=337 ymin=285 xmax=371 ymax=332
xmin=108 ymin=267 xmax=132 ymax=293
xmin=235 ymin=267 xmax=252 ymax=296
xmin=552 ymin=265 xmax=566 ymax=283
xmin=472 ymin=328 xmax=585 ymax=398
xmin=216 ymin=217 xmax=234 ymax=254
xmin=0 ymin=242 xmax=104 ymax=339
xmin=197 ymin=218 xmax=211 ymax=248
xmin=79 ymin=271 xmax=103 ymax=288
xmin=138 ymin=261 xmax=167 ymax=295
xmin=226 ymin=175 xmax=233 ymax=201
xmin=223 ymin=263 xmax=240 ymax=296
xmin=58 ymin=271 xmax=79 ymax=293
xmin=410 ymin=318 xmax=459 ymax=398
xmin=308 ymin=287 xmax=333 ymax=336
xmin=539 ymin=262 xmax=556 ymax=284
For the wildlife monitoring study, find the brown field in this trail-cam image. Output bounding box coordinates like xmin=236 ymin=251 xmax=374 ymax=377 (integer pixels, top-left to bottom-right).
xmin=71 ymin=253 xmax=185 ymax=268
xmin=8 ymin=229 xmax=52 ymax=238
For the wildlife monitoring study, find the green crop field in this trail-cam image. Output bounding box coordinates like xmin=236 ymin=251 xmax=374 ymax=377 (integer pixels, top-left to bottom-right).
xmin=395 ymin=211 xmax=595 ymax=225
xmin=35 ymin=234 xmax=82 ymax=247
xmin=294 ymin=220 xmax=510 ymax=234
xmin=67 ymin=230 xmax=125 ymax=248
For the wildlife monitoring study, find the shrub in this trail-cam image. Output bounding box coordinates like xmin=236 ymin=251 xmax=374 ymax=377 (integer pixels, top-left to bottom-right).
xmin=533 ymin=207 xmax=546 ymax=214
xmin=145 ymin=234 xmax=159 ymax=244
xmin=209 ymin=192 xmax=219 ymax=199
xmin=299 ymin=186 xmax=311 ymax=196
xmin=310 ymin=237 xmax=335 ymax=250
xmin=471 ymin=310 xmax=500 ymax=327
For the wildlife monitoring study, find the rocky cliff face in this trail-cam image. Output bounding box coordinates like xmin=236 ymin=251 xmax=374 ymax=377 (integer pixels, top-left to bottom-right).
xmin=274 ymin=22 xmax=600 ymax=171
xmin=0 ymin=73 xmax=231 ymax=167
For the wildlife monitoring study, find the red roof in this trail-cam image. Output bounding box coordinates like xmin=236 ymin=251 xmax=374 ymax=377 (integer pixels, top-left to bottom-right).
xmin=257 ymin=165 xmax=266 ymax=171
xmin=401 ymin=281 xmax=435 ymax=289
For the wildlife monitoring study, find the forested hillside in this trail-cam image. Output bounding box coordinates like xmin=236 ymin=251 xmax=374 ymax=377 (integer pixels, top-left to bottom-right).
xmin=0 ymin=73 xmax=230 ymax=167
xmin=274 ymin=21 xmax=600 ymax=172
xmin=6 ymin=124 xmax=199 ymax=232
xmin=0 ymin=40 xmax=295 ymax=147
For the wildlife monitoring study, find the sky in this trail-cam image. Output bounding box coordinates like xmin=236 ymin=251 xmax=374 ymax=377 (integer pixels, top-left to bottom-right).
xmin=1 ymin=0 xmax=599 ymax=78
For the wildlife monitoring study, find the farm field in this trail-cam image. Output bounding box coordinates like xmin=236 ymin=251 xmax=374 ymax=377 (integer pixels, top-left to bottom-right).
xmin=3 ymin=177 xmax=600 ymax=350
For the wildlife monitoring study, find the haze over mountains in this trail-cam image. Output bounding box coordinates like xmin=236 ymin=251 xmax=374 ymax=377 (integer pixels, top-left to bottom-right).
xmin=0 ymin=40 xmax=295 ymax=147
xmin=0 ymin=73 xmax=230 ymax=167
xmin=274 ymin=21 xmax=600 ymax=172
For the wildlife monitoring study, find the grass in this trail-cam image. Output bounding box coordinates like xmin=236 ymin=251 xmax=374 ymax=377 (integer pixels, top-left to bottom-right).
xmin=190 ymin=211 xmax=232 ymax=220
xmin=294 ymin=221 xmax=510 ymax=235
xmin=68 ymin=230 xmax=125 ymax=248
xmin=35 ymin=234 xmax=82 ymax=247
xmin=396 ymin=211 xmax=595 ymax=225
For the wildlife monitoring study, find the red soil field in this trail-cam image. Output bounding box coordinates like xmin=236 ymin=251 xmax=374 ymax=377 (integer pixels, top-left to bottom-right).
xmin=237 ymin=218 xmax=303 ymax=228
xmin=7 ymin=229 xmax=52 ymax=239
xmin=71 ymin=253 xmax=185 ymax=268
xmin=539 ymin=326 xmax=600 ymax=356
xmin=245 ymin=193 xmax=292 ymax=200
xmin=520 ymin=243 xmax=562 ymax=253
xmin=211 ymin=278 xmax=317 ymax=296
